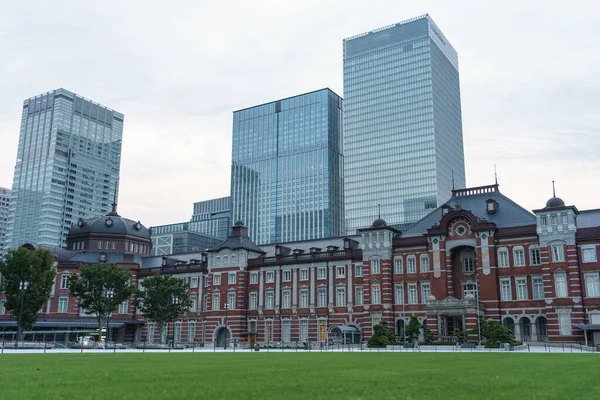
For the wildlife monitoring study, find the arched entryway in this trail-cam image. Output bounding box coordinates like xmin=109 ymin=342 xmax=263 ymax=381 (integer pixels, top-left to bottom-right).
xmin=536 ymin=317 xmax=548 ymax=342
xmin=519 ymin=317 xmax=532 ymax=341
xmin=328 ymin=325 xmax=361 ymax=344
xmin=396 ymin=319 xmax=405 ymax=338
xmin=214 ymin=326 xmax=231 ymax=348
xmin=503 ymin=317 xmax=515 ymax=335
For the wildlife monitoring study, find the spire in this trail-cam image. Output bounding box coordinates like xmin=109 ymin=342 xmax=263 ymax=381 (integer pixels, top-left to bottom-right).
xmin=494 ymin=164 xmax=498 ymax=185
xmin=451 ymin=170 xmax=455 ymax=190
xmin=552 ymin=180 xmax=556 ymax=197
xmin=107 ymin=182 xmax=120 ymax=217
xmin=377 ymin=203 xmax=381 ymax=219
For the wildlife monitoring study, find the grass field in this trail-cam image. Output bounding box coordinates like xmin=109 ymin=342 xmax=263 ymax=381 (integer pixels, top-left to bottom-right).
xmin=1 ymin=353 xmax=599 ymax=399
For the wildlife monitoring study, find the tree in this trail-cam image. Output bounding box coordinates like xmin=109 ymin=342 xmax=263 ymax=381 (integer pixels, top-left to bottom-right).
xmin=136 ymin=274 xmax=190 ymax=344
xmin=452 ymin=328 xmax=468 ymax=344
xmin=422 ymin=320 xmax=434 ymax=344
xmin=367 ymin=320 xmax=396 ymax=348
xmin=69 ymin=264 xmax=134 ymax=343
xmin=405 ymin=316 xmax=422 ymax=343
xmin=0 ymin=247 xmax=56 ymax=343
xmin=472 ymin=319 xmax=516 ymax=348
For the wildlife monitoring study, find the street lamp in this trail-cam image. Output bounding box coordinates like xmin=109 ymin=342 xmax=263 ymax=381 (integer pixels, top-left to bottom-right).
xmin=171 ymin=295 xmax=179 ymax=348
xmin=106 ymin=288 xmax=114 ymax=350
xmin=223 ymin=302 xmax=230 ymax=349
xmin=16 ymin=280 xmax=29 ymax=348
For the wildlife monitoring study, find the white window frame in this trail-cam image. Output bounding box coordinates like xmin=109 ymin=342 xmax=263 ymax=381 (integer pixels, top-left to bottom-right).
xmin=282 ymin=290 xmax=291 ymax=309
xmin=462 ymin=253 xmax=475 ymax=274
xmin=213 ymin=273 xmax=221 ymax=286
xmin=190 ymin=294 xmax=197 ymax=312
xmin=407 ymin=256 xmax=417 ymax=274
xmin=317 ymin=287 xmax=327 ymax=307
xmin=515 ymin=277 xmax=528 ymax=300
xmin=60 ymin=273 xmax=70 ymax=290
xmin=299 ymin=269 xmax=309 ymax=281
xmin=228 ymin=291 xmax=236 ymax=309
xmin=118 ymin=300 xmax=128 ymax=314
xmin=554 ymin=271 xmax=568 ymax=298
xmin=299 ymin=288 xmax=309 ymax=308
xmin=265 ymin=291 xmax=274 ymax=309
xmin=355 ymin=286 xmax=363 ymax=306
xmin=0 ymin=298 xmax=5 ymax=315
xmin=497 ymin=247 xmax=509 ymax=268
xmin=336 ymin=266 xmax=345 ymax=279
xmin=371 ymin=283 xmax=381 ymax=304
xmin=282 ymin=270 xmax=292 ymax=282
xmin=249 ymin=292 xmax=257 ymax=310
xmin=462 ymin=282 xmax=477 ymax=299
xmin=395 ymin=284 xmax=404 ymax=305
xmin=249 ymin=272 xmax=258 ymax=284
xmin=281 ymin=319 xmax=291 ymax=342
xmin=190 ymin=277 xmax=199 ymax=288
xmin=336 ymin=286 xmax=346 ymax=307
xmin=584 ymin=272 xmax=600 ymax=297
xmin=421 ymin=282 xmax=430 ymax=303
xmin=420 ymin=254 xmax=430 ymax=272
xmin=371 ymin=258 xmax=380 ymax=274
xmin=228 ymin=272 xmax=236 ymax=285
xmin=552 ymin=243 xmax=565 ymax=262
xmin=58 ymin=296 xmax=69 ymax=313
xmin=318 ymin=267 xmax=327 ymax=280
xmin=394 ymin=257 xmax=403 ymax=274
xmin=532 ymin=276 xmax=544 ymax=299
xmin=530 ymin=246 xmax=541 ymax=266
xmin=265 ymin=271 xmax=275 ymax=283
xmin=558 ymin=309 xmax=572 ymax=336
xmin=299 ymin=319 xmax=308 ymax=342
xmin=212 ymin=293 xmax=220 ymax=311
xmin=513 ymin=247 xmax=525 ymax=267
xmin=354 ymin=265 xmax=363 ymax=277
xmin=500 ymin=278 xmax=512 ymax=301
xmin=408 ymin=283 xmax=418 ymax=304
xmin=582 ymin=246 xmax=597 ymax=263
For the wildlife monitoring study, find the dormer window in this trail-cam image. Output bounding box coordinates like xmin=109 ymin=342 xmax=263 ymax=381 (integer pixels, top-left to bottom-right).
xmin=441 ymin=205 xmax=451 ymax=216
xmin=486 ymin=199 xmax=498 ymax=214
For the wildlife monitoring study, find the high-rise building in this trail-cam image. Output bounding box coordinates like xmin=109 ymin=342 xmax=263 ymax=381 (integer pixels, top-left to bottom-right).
xmin=190 ymin=196 xmax=231 ymax=239
xmin=150 ymin=222 xmax=223 ymax=256
xmin=0 ymin=187 xmax=11 ymax=258
xmin=230 ymin=88 xmax=344 ymax=245
xmin=343 ymin=14 xmax=466 ymax=233
xmin=6 ymin=89 xmax=123 ymax=249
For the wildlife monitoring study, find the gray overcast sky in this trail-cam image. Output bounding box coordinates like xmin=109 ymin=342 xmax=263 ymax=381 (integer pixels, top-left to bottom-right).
xmin=1 ymin=0 xmax=599 ymax=228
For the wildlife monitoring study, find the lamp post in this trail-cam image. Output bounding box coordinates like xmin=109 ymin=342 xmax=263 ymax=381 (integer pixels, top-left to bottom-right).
xmin=105 ymin=288 xmax=114 ymax=350
xmin=171 ymin=295 xmax=179 ymax=348
xmin=475 ymin=270 xmax=482 ymax=346
xmin=16 ymin=280 xmax=29 ymax=348
xmin=223 ymin=302 xmax=230 ymax=349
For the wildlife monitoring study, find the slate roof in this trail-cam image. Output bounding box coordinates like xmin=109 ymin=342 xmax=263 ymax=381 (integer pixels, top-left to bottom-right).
xmin=577 ymin=209 xmax=600 ymax=229
xmin=211 ymin=234 xmax=265 ymax=254
xmin=401 ymin=185 xmax=537 ymax=238
xmin=69 ymin=205 xmax=150 ymax=240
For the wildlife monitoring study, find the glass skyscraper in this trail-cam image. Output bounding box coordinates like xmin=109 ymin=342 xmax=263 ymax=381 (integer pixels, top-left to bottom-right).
xmin=190 ymin=196 xmax=231 ymax=239
xmin=6 ymin=88 xmax=123 ymax=249
xmin=343 ymin=14 xmax=466 ymax=233
xmin=230 ymin=89 xmax=344 ymax=245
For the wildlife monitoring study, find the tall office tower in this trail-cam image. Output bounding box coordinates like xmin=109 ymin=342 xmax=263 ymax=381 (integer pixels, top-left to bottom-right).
xmin=230 ymin=89 xmax=344 ymax=245
xmin=189 ymin=196 xmax=231 ymax=239
xmin=6 ymin=89 xmax=123 ymax=249
xmin=343 ymin=14 xmax=466 ymax=233
xmin=0 ymin=187 xmax=11 ymax=258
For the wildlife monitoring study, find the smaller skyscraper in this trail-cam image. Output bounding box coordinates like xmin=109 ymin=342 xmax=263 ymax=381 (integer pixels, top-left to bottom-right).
xmin=189 ymin=196 xmax=231 ymax=239
xmin=0 ymin=187 xmax=11 ymax=258
xmin=230 ymin=88 xmax=344 ymax=245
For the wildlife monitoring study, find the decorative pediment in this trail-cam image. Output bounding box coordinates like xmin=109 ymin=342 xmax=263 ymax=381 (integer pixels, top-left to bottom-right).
xmin=426 ymin=209 xmax=496 ymax=237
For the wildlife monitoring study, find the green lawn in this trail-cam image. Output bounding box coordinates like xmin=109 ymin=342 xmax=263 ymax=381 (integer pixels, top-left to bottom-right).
xmin=1 ymin=353 xmax=599 ymax=399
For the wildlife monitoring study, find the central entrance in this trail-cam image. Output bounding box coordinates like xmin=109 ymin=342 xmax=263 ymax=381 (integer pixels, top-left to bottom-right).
xmin=214 ymin=326 xmax=231 ymax=348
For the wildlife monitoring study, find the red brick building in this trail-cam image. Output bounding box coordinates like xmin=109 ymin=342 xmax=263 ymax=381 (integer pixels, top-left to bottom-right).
xmin=2 ymin=184 xmax=600 ymax=346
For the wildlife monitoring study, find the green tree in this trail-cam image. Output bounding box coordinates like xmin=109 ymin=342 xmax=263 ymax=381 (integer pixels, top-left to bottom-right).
xmin=367 ymin=320 xmax=396 ymax=348
xmin=422 ymin=320 xmax=434 ymax=344
xmin=473 ymin=319 xmax=516 ymax=348
xmin=405 ymin=316 xmax=422 ymax=343
xmin=0 ymin=247 xmax=56 ymax=343
xmin=136 ymin=274 xmax=190 ymax=344
xmin=69 ymin=264 xmax=134 ymax=343
xmin=452 ymin=328 xmax=468 ymax=344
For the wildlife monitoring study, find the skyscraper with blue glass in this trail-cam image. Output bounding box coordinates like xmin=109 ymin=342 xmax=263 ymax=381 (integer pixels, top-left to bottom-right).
xmin=230 ymin=89 xmax=344 ymax=245
xmin=6 ymin=89 xmax=123 ymax=249
xmin=343 ymin=14 xmax=466 ymax=233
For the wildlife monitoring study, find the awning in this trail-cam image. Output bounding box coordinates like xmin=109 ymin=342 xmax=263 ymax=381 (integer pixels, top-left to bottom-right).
xmin=573 ymin=324 xmax=600 ymax=331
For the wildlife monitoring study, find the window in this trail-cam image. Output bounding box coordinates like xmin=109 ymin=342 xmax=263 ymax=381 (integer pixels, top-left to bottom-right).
xmin=372 ymin=284 xmax=381 ymax=304
xmin=249 ymin=292 xmax=257 ymax=310
xmin=355 ymin=287 xmax=363 ymax=306
xmin=336 ymin=266 xmax=345 ymax=278
xmin=118 ymin=300 xmax=128 ymax=314
xmin=319 ymin=320 xmax=327 ymax=342
xmin=582 ymin=247 xmax=597 ymax=263
xmin=223 ymin=255 xmax=229 ymax=265
xmin=300 ymin=269 xmax=309 ymax=281
xmin=317 ymin=288 xmax=327 ymax=307
xmin=249 ymin=321 xmax=257 ymax=334
xmin=283 ymin=270 xmax=292 ymax=282
xmin=498 ymin=248 xmax=509 ymax=267
xmin=190 ymin=277 xmax=198 ymax=288
xmin=585 ymin=273 xmax=600 ymax=297
xmin=462 ymin=253 xmax=475 ymax=273
xmin=541 ymin=216 xmax=548 ymax=226
xmin=190 ymin=294 xmax=197 ymax=312
xmin=203 ymin=294 xmax=208 ymax=311
xmin=300 ymin=289 xmax=309 ymax=308
xmin=264 ymin=320 xmax=273 ymax=342
xmin=408 ymin=283 xmax=418 ymax=304
xmin=228 ymin=272 xmax=236 ymax=285
xmin=213 ymin=273 xmax=221 ymax=286
xmin=212 ymin=293 xmax=220 ymax=310
xmin=228 ymin=292 xmax=236 ymax=309
xmin=188 ymin=321 xmax=196 ymax=342
xmin=282 ymin=290 xmax=291 ymax=308
xmin=552 ymin=244 xmax=565 ymax=262
xmin=558 ymin=309 xmax=571 ymax=336
xmin=174 ymin=322 xmax=181 ymax=342
xmin=336 ymin=287 xmax=346 ymax=306
xmin=554 ymin=271 xmax=568 ymax=298
xmin=355 ymin=265 xmax=363 ymax=277
xmin=561 ymin=214 xmax=568 ymax=224
xmin=530 ymin=247 xmax=541 ymax=265
xmin=463 ymin=283 xmax=477 ymax=298
xmin=407 ymin=256 xmax=417 ymax=274
xmin=318 ymin=268 xmax=327 ymax=280
xmin=281 ymin=320 xmax=291 ymax=342
xmin=98 ymin=241 xmax=102 ymax=249
xmin=371 ymin=258 xmax=380 ymax=274
xmin=421 ymin=282 xmax=431 ymax=303
xmin=0 ymin=299 xmax=5 ymax=315
xmin=395 ymin=284 xmax=404 ymax=304
xmin=58 ymin=296 xmax=68 ymax=313
xmin=266 ymin=271 xmax=275 ymax=283
xmin=250 ymin=272 xmax=258 ymax=284
xmin=147 ymin=323 xmax=155 ymax=343
xmin=532 ymin=276 xmax=544 ymax=299
xmin=513 ymin=247 xmax=525 ymax=267
xmin=299 ymin=319 xmax=308 ymax=342
xmin=551 ymin=215 xmax=558 ymax=225
xmin=516 ymin=277 xmax=528 ymax=300
xmin=420 ymin=254 xmax=430 ymax=272
xmin=500 ymin=279 xmax=512 ymax=301
xmin=265 ymin=292 xmax=274 ymax=309
xmin=394 ymin=257 xmax=403 ymax=274
xmin=60 ymin=274 xmax=70 ymax=289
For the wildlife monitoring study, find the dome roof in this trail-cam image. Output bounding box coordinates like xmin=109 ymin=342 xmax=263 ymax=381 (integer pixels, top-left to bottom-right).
xmin=546 ymin=197 xmax=565 ymax=208
xmin=68 ymin=205 xmax=150 ymax=240
xmin=371 ymin=218 xmax=387 ymax=228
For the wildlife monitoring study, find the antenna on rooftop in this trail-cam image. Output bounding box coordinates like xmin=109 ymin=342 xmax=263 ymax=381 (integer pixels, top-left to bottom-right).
xmin=552 ymin=180 xmax=556 ymax=197
xmin=494 ymin=164 xmax=498 ymax=185
xmin=451 ymin=170 xmax=455 ymax=190
xmin=377 ymin=203 xmax=381 ymax=219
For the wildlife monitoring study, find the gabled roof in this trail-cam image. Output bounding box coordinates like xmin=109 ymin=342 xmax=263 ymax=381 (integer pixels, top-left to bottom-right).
xmin=207 ymin=221 xmax=265 ymax=255
xmin=401 ymin=184 xmax=536 ymax=238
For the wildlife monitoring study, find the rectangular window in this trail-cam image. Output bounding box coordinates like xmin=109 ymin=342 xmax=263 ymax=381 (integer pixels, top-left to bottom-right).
xmin=228 ymin=292 xmax=235 ymax=309
xmin=420 ymin=254 xmax=430 ymax=272
xmin=118 ymin=300 xmax=128 ymax=314
xmin=582 ymin=247 xmax=597 ymax=263
xmin=228 ymin=272 xmax=236 ymax=285
xmin=188 ymin=322 xmax=196 ymax=342
xmin=552 ymin=244 xmax=565 ymax=262
xmin=190 ymin=277 xmax=199 ymax=288
xmin=336 ymin=287 xmax=346 ymax=307
xmin=585 ymin=273 xmax=600 ymax=297
xmin=190 ymin=294 xmax=197 ymax=312
xmin=371 ymin=259 xmax=380 ymax=274
xmin=300 ymin=269 xmax=309 ymax=281
xmin=281 ymin=320 xmax=291 ymax=342
xmin=318 ymin=268 xmax=327 ymax=280
xmin=516 ymin=277 xmax=528 ymax=300
xmin=212 ymin=293 xmax=220 ymax=310
xmin=317 ymin=288 xmax=327 ymax=307
xmin=336 ymin=266 xmax=345 ymax=278
xmin=395 ymin=284 xmax=404 ymax=304
xmin=147 ymin=323 xmax=155 ymax=343
xmin=250 ymin=272 xmax=258 ymax=284
xmin=421 ymin=282 xmax=431 ymax=303
xmin=463 ymin=283 xmax=477 ymax=298
xmin=203 ymin=294 xmax=208 ymax=311
xmin=265 ymin=320 xmax=273 ymax=342
xmin=300 ymin=289 xmax=309 ymax=308
xmin=541 ymin=216 xmax=548 ymax=226
xmin=282 ymin=270 xmax=292 ymax=282
xmin=530 ymin=247 xmax=541 ymax=265
xmin=408 ymin=283 xmax=418 ymax=304
xmin=532 ymin=277 xmax=544 ymax=299
xmin=407 ymin=257 xmax=417 ymax=274
xmin=58 ymin=297 xmax=68 ymax=313
xmin=249 ymin=321 xmax=257 ymax=334
xmin=558 ymin=310 xmax=571 ymax=336
xmin=0 ymin=299 xmax=5 ymax=315
xmin=266 ymin=271 xmax=275 ymax=283
xmin=282 ymin=291 xmax=291 ymax=309
xmin=213 ymin=273 xmax=221 ymax=286
xmin=498 ymin=249 xmax=509 ymax=267
xmin=319 ymin=320 xmax=327 ymax=342
xmin=249 ymin=292 xmax=257 ymax=310
xmin=355 ymin=287 xmax=363 ymax=306
xmin=555 ymin=272 xmax=568 ymax=297
xmin=462 ymin=256 xmax=475 ymax=273
xmin=60 ymin=274 xmax=70 ymax=289
xmin=265 ymin=292 xmax=274 ymax=309
xmin=355 ymin=265 xmax=363 ymax=277
xmin=514 ymin=248 xmax=525 ymax=267
xmin=551 ymin=215 xmax=558 ymax=225
xmin=372 ymin=284 xmax=381 ymax=304
xmin=299 ymin=320 xmax=308 ymax=342
xmin=174 ymin=322 xmax=181 ymax=342
xmin=500 ymin=279 xmax=512 ymax=301
xmin=394 ymin=257 xmax=403 ymax=274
